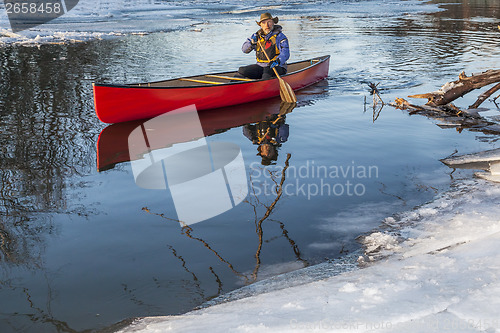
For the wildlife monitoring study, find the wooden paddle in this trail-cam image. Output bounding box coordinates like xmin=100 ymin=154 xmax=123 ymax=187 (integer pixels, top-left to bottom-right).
xmin=257 ymin=39 xmax=297 ymax=103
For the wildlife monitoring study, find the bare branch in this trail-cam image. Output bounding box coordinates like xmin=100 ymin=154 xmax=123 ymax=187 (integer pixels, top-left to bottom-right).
xmin=469 ymin=82 xmax=500 ymax=109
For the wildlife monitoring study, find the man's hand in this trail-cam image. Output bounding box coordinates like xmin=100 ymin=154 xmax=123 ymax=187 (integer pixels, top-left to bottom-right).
xmin=269 ymin=59 xmax=280 ymax=69
xmin=250 ymin=33 xmax=258 ymax=44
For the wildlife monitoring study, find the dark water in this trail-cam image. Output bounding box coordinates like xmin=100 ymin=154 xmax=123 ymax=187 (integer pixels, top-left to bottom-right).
xmin=1 ymin=1 xmax=500 ymax=332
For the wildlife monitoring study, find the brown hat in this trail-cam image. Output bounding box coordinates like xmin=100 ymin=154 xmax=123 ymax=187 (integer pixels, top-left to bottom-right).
xmin=256 ymin=12 xmax=279 ymax=25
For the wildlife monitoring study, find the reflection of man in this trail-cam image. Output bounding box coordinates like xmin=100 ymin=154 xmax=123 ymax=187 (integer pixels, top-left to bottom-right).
xmin=243 ymin=114 xmax=289 ymax=165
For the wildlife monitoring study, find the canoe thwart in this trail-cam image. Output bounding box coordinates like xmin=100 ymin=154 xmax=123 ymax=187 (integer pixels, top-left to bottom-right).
xmin=205 ymin=75 xmax=254 ymax=82
xmin=179 ymin=78 xmax=224 ymax=85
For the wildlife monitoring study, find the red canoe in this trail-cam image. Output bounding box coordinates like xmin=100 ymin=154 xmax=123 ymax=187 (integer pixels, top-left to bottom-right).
xmin=93 ymin=55 xmax=330 ymax=123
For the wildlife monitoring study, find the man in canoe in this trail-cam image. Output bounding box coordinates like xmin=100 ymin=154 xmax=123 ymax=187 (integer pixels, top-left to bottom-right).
xmin=238 ymin=12 xmax=290 ymax=80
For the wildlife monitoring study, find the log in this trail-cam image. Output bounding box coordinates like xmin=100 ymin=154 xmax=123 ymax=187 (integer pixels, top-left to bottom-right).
xmin=408 ymin=69 xmax=500 ymax=107
xmin=390 ymin=98 xmax=458 ymax=114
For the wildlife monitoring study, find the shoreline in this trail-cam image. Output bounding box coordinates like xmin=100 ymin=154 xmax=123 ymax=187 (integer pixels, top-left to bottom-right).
xmin=116 ymin=178 xmax=500 ymax=332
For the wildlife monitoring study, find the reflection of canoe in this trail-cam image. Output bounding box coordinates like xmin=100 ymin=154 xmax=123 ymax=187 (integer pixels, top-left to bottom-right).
xmin=93 ymin=55 xmax=330 ymax=123
xmin=97 ymin=98 xmax=301 ymax=171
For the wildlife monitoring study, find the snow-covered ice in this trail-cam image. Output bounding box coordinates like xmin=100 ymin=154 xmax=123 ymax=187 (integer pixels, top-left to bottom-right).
xmin=0 ymin=0 xmax=204 ymax=45
xmin=117 ymin=179 xmax=500 ymax=332
xmin=442 ymin=148 xmax=500 ymax=167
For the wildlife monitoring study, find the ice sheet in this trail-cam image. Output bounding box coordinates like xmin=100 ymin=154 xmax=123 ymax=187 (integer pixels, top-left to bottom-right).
xmin=0 ymin=0 xmax=441 ymax=46
xmin=442 ymin=148 xmax=500 ymax=166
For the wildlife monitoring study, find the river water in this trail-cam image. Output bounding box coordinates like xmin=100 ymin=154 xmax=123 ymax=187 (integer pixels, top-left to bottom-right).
xmin=1 ymin=0 xmax=500 ymax=332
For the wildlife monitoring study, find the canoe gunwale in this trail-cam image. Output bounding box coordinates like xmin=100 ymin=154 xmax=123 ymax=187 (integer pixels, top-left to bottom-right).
xmin=93 ymin=55 xmax=330 ymax=89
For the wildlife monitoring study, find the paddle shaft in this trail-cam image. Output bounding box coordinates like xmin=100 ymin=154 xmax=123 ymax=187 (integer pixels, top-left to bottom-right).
xmin=257 ymin=39 xmax=282 ymax=79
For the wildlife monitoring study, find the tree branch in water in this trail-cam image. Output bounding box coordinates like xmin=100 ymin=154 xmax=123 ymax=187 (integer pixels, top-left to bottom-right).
xmin=408 ymin=69 xmax=500 ymax=108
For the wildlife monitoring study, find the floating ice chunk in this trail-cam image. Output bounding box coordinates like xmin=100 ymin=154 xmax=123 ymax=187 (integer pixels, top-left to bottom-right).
xmin=442 ymin=148 xmax=500 ymax=166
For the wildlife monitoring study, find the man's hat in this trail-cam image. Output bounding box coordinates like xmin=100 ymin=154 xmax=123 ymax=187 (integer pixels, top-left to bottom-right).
xmin=256 ymin=12 xmax=279 ymax=25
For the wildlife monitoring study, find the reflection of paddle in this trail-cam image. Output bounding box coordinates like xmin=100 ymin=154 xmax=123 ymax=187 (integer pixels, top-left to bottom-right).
xmin=257 ymin=39 xmax=297 ymax=103
xmin=278 ymin=100 xmax=296 ymax=115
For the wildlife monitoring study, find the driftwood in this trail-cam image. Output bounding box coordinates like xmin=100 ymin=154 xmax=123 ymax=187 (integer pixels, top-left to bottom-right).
xmin=390 ymin=97 xmax=484 ymax=119
xmin=408 ymin=69 xmax=500 ymax=109
xmin=389 ymin=97 xmax=500 ymax=139
xmin=472 ymin=82 xmax=500 ymax=109
xmin=386 ymin=68 xmax=500 ymax=137
xmin=390 ymin=98 xmax=466 ymax=116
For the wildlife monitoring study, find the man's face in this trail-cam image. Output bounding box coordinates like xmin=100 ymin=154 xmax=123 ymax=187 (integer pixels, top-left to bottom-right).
xmin=260 ymin=19 xmax=274 ymax=34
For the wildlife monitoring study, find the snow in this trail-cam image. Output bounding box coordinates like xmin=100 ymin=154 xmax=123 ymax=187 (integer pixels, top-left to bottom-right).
xmin=116 ymin=179 xmax=500 ymax=333
xmin=439 ymin=81 xmax=464 ymax=94
xmin=361 ymin=232 xmax=401 ymax=259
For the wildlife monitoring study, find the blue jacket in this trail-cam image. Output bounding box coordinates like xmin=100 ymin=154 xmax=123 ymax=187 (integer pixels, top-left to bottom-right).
xmin=242 ymin=25 xmax=290 ymax=68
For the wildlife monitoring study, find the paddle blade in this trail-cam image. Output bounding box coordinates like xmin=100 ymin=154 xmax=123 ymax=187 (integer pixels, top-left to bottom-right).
xmin=278 ymin=78 xmax=297 ymax=103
